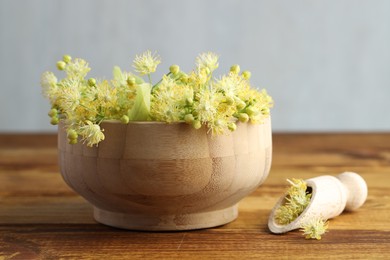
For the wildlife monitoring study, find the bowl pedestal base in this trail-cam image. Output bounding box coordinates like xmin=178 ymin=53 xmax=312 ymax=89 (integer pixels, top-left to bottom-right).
xmin=93 ymin=204 xmax=239 ymax=231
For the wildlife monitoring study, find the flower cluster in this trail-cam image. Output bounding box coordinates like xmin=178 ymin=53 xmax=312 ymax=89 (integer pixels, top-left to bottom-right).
xmin=300 ymin=217 xmax=329 ymax=240
xmin=41 ymin=51 xmax=273 ymax=146
xmin=275 ymin=179 xmax=312 ymax=225
xmin=274 ymin=179 xmax=329 ymax=240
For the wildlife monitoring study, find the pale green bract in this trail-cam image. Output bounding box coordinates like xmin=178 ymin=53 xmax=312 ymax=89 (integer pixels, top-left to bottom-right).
xmin=128 ymin=83 xmax=151 ymax=121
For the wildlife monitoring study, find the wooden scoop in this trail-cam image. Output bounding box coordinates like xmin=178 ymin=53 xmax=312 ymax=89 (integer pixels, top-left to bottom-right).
xmin=268 ymin=172 xmax=368 ymax=234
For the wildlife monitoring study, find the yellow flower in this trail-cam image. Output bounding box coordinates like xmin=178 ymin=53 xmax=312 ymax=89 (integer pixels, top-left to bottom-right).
xmin=194 ymin=87 xmax=219 ymax=123
xmin=196 ymin=52 xmax=219 ymax=73
xmin=64 ymin=58 xmax=91 ymax=79
xmin=79 ymin=121 xmax=105 ymax=147
xmin=300 ymin=218 xmax=329 ymax=240
xmin=215 ymin=72 xmax=244 ymax=100
xmin=151 ymin=87 xmax=180 ymax=122
xmin=56 ymin=80 xmax=82 ymax=111
xmin=94 ymin=80 xmax=118 ymax=110
xmin=275 ymin=179 xmax=312 ymax=225
xmin=133 ymin=50 xmax=161 ymax=76
xmin=41 ymin=71 xmax=58 ymax=101
xmin=239 ymin=88 xmax=273 ymax=124
xmin=188 ymin=70 xmax=207 ymax=87
xmin=42 ymin=52 xmax=273 ymax=144
xmin=150 ymin=75 xmax=192 ymax=122
xmin=274 ymin=205 xmax=295 ymax=225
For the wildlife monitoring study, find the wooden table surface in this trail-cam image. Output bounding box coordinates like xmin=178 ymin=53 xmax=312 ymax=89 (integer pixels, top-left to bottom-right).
xmin=1 ymin=133 xmax=389 ymax=259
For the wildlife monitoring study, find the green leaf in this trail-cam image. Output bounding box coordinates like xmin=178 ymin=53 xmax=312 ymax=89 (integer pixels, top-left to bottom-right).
xmin=127 ymin=83 xmax=151 ymax=121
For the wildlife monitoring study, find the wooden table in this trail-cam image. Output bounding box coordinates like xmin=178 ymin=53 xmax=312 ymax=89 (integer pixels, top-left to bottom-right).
xmin=1 ymin=133 xmax=389 ymax=259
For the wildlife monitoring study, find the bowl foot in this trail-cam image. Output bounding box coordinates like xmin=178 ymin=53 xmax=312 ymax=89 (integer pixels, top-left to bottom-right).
xmin=93 ymin=205 xmax=239 ymax=231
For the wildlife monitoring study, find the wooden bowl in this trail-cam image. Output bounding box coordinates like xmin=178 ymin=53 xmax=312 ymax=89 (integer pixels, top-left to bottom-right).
xmin=58 ymin=118 xmax=272 ymax=230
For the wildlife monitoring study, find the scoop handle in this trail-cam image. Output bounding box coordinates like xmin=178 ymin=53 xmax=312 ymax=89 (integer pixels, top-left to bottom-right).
xmin=336 ymin=172 xmax=368 ymax=211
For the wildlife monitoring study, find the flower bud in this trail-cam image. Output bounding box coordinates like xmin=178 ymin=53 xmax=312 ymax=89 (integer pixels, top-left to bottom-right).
xmin=230 ymin=64 xmax=240 ymax=74
xmin=67 ymin=129 xmax=78 ymax=140
xmin=63 ymin=55 xmax=72 ymax=63
xmin=226 ymin=96 xmax=234 ymax=105
xmin=120 ymin=115 xmax=129 ymax=124
xmin=192 ymin=120 xmax=202 ymax=129
xmin=236 ymin=99 xmax=247 ymax=110
xmin=56 ymin=61 xmax=66 ymax=71
xmin=127 ymin=77 xmax=136 ymax=86
xmin=242 ymin=71 xmax=251 ymax=80
xmin=184 ymin=114 xmax=194 ymax=124
xmin=169 ymin=65 xmax=180 ymax=75
xmin=245 ymin=106 xmax=258 ymax=116
xmin=68 ymin=138 xmax=78 ymax=145
xmin=50 ymin=116 xmax=59 ymax=125
xmin=48 ymin=108 xmax=58 ymax=117
xmin=238 ymin=113 xmax=249 ymax=123
xmin=228 ymin=122 xmax=237 ymax=131
xmin=186 ymin=97 xmax=193 ymax=106
xmin=261 ymin=107 xmax=270 ymax=115
xmin=180 ymin=75 xmax=189 ymax=83
xmin=88 ymin=78 xmax=96 ymax=86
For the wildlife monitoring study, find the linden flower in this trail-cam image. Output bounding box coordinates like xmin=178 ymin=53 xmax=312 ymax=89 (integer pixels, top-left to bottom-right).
xmin=274 ymin=204 xmax=295 ymax=225
xmin=133 ymin=50 xmax=161 ymax=76
xmin=94 ymin=80 xmax=118 ymax=109
xmin=207 ymin=99 xmax=237 ymax=135
xmin=300 ymin=217 xmax=329 ymax=240
xmin=41 ymin=52 xmax=273 ymax=146
xmin=151 ymin=98 xmax=183 ymax=123
xmin=196 ymin=52 xmax=219 ymax=73
xmin=188 ymin=70 xmax=208 ymax=87
xmin=57 ymin=84 xmax=82 ymax=111
xmin=79 ymin=121 xmax=105 ymax=147
xmin=151 ymin=91 xmax=181 ymax=123
xmin=150 ymin=76 xmax=192 ymax=123
xmin=194 ymin=87 xmax=220 ymax=124
xmin=215 ymin=73 xmax=242 ymax=99
xmin=275 ymin=179 xmax=312 ymax=225
xmin=286 ymin=178 xmax=310 ymax=206
xmin=65 ymin=58 xmax=91 ymax=79
xmin=41 ymin=71 xmax=58 ymax=100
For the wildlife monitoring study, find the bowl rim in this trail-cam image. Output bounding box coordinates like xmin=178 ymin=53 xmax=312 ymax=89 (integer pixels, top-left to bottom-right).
xmin=100 ymin=119 xmax=184 ymax=125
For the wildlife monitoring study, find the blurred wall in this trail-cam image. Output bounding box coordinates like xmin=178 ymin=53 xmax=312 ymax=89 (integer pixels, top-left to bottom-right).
xmin=1 ymin=0 xmax=389 ymax=132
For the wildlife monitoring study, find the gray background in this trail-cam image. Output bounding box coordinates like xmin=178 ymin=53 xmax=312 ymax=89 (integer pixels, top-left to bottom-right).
xmin=1 ymin=0 xmax=389 ymax=132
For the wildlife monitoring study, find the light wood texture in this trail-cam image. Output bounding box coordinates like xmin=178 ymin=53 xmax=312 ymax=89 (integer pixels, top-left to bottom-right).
xmin=268 ymin=172 xmax=368 ymax=233
xmin=58 ymin=119 xmax=272 ymax=230
xmin=1 ymin=133 xmax=390 ymax=259
xmin=337 ymin=172 xmax=368 ymax=210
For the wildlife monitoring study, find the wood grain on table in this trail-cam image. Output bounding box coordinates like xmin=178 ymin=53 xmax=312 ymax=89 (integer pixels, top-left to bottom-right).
xmin=1 ymin=133 xmax=389 ymax=259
